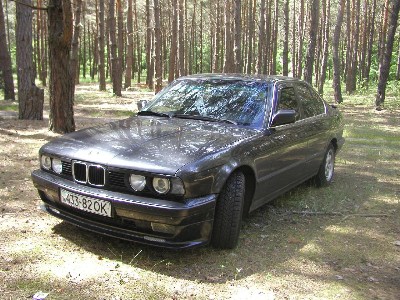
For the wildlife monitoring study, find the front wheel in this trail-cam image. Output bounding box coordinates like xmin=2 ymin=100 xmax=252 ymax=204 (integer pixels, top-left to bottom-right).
xmin=211 ymin=171 xmax=245 ymax=249
xmin=314 ymin=143 xmax=336 ymax=187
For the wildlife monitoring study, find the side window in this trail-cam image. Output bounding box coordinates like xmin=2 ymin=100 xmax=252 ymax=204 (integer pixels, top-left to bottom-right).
xmin=277 ymin=87 xmax=298 ymax=112
xmin=308 ymin=87 xmax=326 ymax=115
xmin=295 ymin=83 xmax=325 ymax=118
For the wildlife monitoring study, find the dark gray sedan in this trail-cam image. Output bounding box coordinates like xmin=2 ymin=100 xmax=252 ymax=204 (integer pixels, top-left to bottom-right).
xmin=31 ymin=74 xmax=344 ymax=249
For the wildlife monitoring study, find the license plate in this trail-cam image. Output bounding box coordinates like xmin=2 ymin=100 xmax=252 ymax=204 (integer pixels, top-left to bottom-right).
xmin=60 ymin=189 xmax=112 ymax=217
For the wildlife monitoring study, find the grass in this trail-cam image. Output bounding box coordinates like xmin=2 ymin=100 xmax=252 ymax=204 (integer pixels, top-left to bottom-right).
xmin=1 ymin=81 xmax=399 ymax=299
xmin=0 ymin=102 xmax=18 ymax=111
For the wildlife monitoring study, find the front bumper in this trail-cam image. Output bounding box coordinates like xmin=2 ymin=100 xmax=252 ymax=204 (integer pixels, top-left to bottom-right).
xmin=31 ymin=169 xmax=216 ymax=249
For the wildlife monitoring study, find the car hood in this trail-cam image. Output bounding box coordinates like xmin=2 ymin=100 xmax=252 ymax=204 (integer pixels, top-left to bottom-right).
xmin=41 ymin=116 xmax=259 ymax=174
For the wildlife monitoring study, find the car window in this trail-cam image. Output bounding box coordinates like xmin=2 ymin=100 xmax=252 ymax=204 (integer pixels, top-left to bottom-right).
xmin=145 ymin=79 xmax=270 ymax=128
xmin=295 ymin=83 xmax=325 ymax=118
xmin=308 ymin=86 xmax=326 ymax=115
xmin=277 ymin=87 xmax=298 ymax=111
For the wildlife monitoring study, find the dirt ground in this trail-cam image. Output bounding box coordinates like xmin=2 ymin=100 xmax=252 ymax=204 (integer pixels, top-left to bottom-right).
xmin=0 ymin=85 xmax=399 ymax=299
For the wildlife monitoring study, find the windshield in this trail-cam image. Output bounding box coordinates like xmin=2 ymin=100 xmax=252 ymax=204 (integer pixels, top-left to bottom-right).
xmin=143 ymin=79 xmax=270 ymax=128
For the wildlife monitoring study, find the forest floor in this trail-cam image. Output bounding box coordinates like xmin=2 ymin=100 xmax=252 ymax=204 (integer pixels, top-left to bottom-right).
xmin=0 ymin=83 xmax=399 ymax=300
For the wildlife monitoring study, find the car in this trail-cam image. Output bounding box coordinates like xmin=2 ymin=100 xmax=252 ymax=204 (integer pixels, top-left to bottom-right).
xmin=31 ymin=74 xmax=344 ymax=249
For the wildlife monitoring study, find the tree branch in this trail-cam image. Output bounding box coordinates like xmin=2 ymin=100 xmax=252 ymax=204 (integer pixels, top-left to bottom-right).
xmin=9 ymin=0 xmax=48 ymax=11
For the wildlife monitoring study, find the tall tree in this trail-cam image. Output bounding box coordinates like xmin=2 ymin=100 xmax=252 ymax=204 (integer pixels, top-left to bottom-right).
xmin=318 ymin=0 xmax=330 ymax=94
xmin=332 ymin=0 xmax=345 ymax=104
xmin=375 ymin=0 xmax=400 ymax=108
xmin=16 ymin=0 xmax=44 ymax=120
xmin=168 ymin=0 xmax=178 ymax=82
xmin=98 ymin=0 xmax=106 ymax=90
xmin=48 ymin=0 xmax=75 ymax=132
xmin=246 ymin=0 xmax=255 ymax=74
xmin=223 ymin=0 xmax=234 ymax=73
xmin=0 ymin=0 xmax=15 ymax=100
xmin=233 ymin=0 xmax=242 ymax=73
xmin=303 ymin=0 xmax=320 ymax=84
xmin=109 ymin=0 xmax=122 ymax=96
xmin=70 ymin=0 xmax=82 ymax=85
xmin=296 ymin=0 xmax=305 ymax=78
xmin=125 ymin=0 xmax=133 ymax=88
xmin=396 ymin=37 xmax=400 ymax=80
xmin=346 ymin=0 xmax=360 ymax=93
xmin=146 ymin=0 xmax=154 ymax=87
xmin=256 ymin=0 xmax=265 ymax=74
xmin=178 ymin=0 xmax=185 ymax=76
xmin=153 ymin=0 xmax=162 ymax=92
xmin=282 ymin=0 xmax=289 ymax=76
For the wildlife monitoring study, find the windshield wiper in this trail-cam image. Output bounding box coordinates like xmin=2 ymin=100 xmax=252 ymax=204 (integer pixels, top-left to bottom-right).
xmin=137 ymin=110 xmax=172 ymax=118
xmin=174 ymin=114 xmax=237 ymax=125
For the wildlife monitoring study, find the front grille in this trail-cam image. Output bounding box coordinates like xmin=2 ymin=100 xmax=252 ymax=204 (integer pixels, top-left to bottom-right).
xmin=72 ymin=161 xmax=105 ymax=187
xmin=88 ymin=165 xmax=106 ymax=186
xmin=73 ymin=162 xmax=87 ymax=183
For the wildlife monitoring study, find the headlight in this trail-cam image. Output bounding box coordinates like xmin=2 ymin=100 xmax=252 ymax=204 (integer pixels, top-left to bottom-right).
xmin=41 ymin=155 xmax=52 ymax=170
xmin=152 ymin=177 xmax=170 ymax=194
xmin=52 ymin=158 xmax=63 ymax=174
xmin=129 ymin=174 xmax=146 ymax=191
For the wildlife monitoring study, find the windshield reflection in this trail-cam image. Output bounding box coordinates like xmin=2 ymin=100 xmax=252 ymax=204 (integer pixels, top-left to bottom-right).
xmin=144 ymin=79 xmax=270 ymax=128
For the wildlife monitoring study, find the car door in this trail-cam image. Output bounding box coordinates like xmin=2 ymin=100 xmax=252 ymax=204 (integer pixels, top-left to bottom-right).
xmin=252 ymin=83 xmax=310 ymax=209
xmin=294 ymin=82 xmax=329 ymax=174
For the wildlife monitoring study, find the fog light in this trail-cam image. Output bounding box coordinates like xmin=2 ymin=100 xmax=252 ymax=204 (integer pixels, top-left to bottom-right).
xmin=151 ymin=222 xmax=176 ymax=234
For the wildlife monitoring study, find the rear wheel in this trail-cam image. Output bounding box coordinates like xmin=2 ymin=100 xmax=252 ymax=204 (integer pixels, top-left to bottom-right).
xmin=315 ymin=143 xmax=335 ymax=187
xmin=211 ymin=171 xmax=245 ymax=249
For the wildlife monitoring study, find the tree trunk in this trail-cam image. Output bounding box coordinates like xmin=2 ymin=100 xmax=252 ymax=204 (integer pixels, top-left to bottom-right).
xmin=233 ymin=0 xmax=242 ymax=73
xmin=178 ymin=0 xmax=185 ymax=76
xmin=0 ymin=0 xmax=15 ymax=101
xmin=318 ymin=0 xmax=330 ymax=94
xmin=146 ymin=0 xmax=154 ymax=87
xmin=70 ymin=0 xmax=82 ymax=86
xmin=346 ymin=0 xmax=360 ymax=93
xmin=109 ymin=0 xmax=122 ymax=96
xmin=48 ymin=0 xmax=75 ymax=132
xmin=291 ymin=0 xmax=296 ymax=76
xmin=282 ymin=0 xmax=289 ymax=76
xmin=365 ymin=0 xmax=376 ymax=82
xmin=16 ymin=0 xmax=44 ymax=120
xmin=98 ymin=0 xmax=106 ymax=90
xmin=154 ymin=0 xmax=162 ymax=93
xmin=117 ymin=0 xmax=124 ymax=74
xmin=125 ymin=0 xmax=133 ymax=88
xmin=223 ymin=0 xmax=234 ymax=73
xmin=168 ymin=0 xmax=178 ymax=82
xmin=133 ymin=0 xmax=141 ymax=83
xmin=296 ymin=0 xmax=304 ymax=78
xmin=256 ymin=0 xmax=265 ymax=74
xmin=332 ymin=0 xmax=345 ymax=104
xmin=303 ymin=0 xmax=320 ymax=84
xmin=375 ymin=0 xmax=400 ymax=108
xmin=396 ymin=35 xmax=400 ymax=80
xmin=246 ymin=0 xmax=255 ymax=74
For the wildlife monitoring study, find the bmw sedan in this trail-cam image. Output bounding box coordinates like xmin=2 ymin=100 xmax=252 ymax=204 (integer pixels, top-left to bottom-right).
xmin=31 ymin=74 xmax=345 ymax=249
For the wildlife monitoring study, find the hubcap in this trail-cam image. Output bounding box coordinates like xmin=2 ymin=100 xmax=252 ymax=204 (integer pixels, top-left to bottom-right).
xmin=324 ymin=149 xmax=334 ymax=181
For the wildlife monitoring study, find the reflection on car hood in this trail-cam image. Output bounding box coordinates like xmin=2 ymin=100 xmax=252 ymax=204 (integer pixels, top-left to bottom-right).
xmin=41 ymin=116 xmax=259 ymax=174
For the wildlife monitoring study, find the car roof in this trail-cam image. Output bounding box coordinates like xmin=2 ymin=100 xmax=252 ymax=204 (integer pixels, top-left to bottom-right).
xmin=177 ymin=73 xmax=301 ymax=84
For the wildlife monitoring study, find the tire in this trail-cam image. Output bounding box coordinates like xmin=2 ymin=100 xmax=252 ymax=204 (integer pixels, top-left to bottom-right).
xmin=211 ymin=171 xmax=245 ymax=249
xmin=314 ymin=143 xmax=336 ymax=187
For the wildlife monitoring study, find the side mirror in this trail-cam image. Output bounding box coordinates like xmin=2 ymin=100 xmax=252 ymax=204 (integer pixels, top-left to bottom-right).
xmin=270 ymin=109 xmax=297 ymax=127
xmin=137 ymin=99 xmax=150 ymax=111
